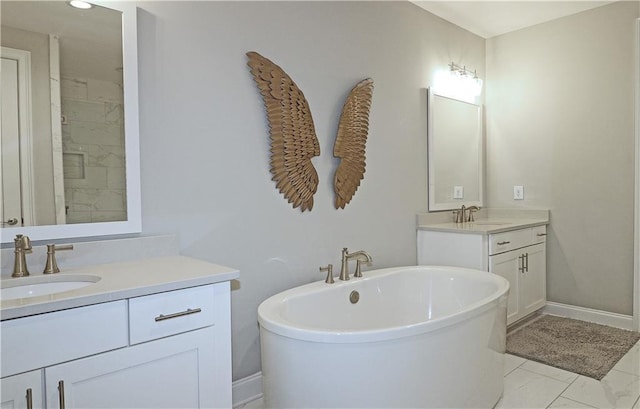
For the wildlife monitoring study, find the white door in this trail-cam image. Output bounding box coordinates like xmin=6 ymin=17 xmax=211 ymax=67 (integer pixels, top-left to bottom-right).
xmin=1 ymin=57 xmax=23 ymax=227
xmin=0 ymin=370 xmax=44 ymax=409
xmin=1 ymin=47 xmax=34 ymax=227
xmin=45 ymin=327 xmax=217 ymax=409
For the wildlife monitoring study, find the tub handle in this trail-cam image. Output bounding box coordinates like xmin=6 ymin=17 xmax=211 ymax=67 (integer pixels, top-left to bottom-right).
xmin=320 ymin=264 xmax=334 ymax=284
xmin=497 ymin=241 xmax=510 ymax=246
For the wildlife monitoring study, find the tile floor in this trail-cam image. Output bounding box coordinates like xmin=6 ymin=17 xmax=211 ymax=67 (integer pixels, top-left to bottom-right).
xmin=240 ymin=340 xmax=640 ymax=409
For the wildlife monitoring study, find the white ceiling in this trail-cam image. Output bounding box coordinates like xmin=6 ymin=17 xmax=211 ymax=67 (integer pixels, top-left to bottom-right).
xmin=411 ymin=1 xmax=615 ymax=38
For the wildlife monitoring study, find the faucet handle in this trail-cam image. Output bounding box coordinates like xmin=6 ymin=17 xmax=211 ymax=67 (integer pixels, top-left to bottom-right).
xmin=43 ymin=244 xmax=74 ymax=274
xmin=467 ymin=206 xmax=480 ymax=222
xmin=320 ymin=264 xmax=334 ymax=284
xmin=354 ymin=259 xmax=371 ymax=278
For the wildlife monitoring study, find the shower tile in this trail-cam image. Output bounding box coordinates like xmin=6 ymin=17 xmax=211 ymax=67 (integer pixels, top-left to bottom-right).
xmin=520 ymin=360 xmax=579 ymax=383
xmin=505 ymin=354 xmax=526 ymax=375
xmin=562 ymin=370 xmax=640 ymax=409
xmin=548 ymin=397 xmax=597 ymax=408
xmin=496 ymin=368 xmax=569 ymax=409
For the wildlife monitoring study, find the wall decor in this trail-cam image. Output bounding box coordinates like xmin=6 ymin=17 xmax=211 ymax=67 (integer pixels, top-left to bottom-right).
xmin=246 ymin=51 xmax=320 ymax=212
xmin=333 ymin=79 xmax=374 ymax=209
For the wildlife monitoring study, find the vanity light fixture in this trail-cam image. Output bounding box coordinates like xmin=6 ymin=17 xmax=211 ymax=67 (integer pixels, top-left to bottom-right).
xmin=68 ymin=1 xmax=93 ymax=9
xmin=433 ymin=62 xmax=483 ymax=103
xmin=449 ymin=62 xmax=483 ymax=97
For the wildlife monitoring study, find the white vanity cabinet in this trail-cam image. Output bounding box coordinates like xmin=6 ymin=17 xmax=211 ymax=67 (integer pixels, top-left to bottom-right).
xmin=488 ymin=227 xmax=546 ymax=324
xmin=418 ymin=223 xmax=547 ymax=325
xmin=1 ymin=282 xmax=232 ymax=409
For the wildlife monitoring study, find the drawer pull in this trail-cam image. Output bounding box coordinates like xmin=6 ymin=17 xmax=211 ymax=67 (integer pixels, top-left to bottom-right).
xmin=26 ymin=388 xmax=33 ymax=409
xmin=537 ymin=233 xmax=547 ymax=237
xmin=497 ymin=241 xmax=511 ymax=245
xmin=58 ymin=381 xmax=65 ymax=409
xmin=155 ymin=308 xmax=202 ymax=322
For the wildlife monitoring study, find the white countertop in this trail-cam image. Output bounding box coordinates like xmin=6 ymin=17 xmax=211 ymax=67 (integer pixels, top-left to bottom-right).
xmin=418 ymin=218 xmax=548 ymax=234
xmin=1 ymin=256 xmax=239 ymax=320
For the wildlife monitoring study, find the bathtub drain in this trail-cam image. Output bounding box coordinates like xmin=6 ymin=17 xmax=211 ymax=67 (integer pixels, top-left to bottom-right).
xmin=349 ymin=290 xmax=360 ymax=304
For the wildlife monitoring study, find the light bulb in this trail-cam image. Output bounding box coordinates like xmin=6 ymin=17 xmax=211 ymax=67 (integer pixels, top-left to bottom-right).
xmin=69 ymin=1 xmax=93 ymax=9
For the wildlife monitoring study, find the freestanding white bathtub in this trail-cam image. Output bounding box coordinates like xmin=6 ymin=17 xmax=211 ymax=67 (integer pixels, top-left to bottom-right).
xmin=258 ymin=265 xmax=509 ymax=408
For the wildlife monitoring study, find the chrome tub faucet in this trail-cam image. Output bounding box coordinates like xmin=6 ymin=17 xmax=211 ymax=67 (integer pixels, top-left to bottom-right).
xmin=339 ymin=248 xmax=373 ymax=280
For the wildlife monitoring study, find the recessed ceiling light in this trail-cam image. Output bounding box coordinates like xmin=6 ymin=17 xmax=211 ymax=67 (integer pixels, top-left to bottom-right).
xmin=68 ymin=1 xmax=93 ymax=9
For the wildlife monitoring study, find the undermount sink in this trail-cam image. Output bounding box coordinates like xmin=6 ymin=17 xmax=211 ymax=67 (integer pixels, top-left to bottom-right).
xmin=1 ymin=275 xmax=101 ymax=301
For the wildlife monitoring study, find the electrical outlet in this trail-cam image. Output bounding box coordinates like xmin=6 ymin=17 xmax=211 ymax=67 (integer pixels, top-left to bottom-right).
xmin=514 ymin=185 xmax=524 ymax=200
xmin=453 ymin=186 xmax=464 ymax=199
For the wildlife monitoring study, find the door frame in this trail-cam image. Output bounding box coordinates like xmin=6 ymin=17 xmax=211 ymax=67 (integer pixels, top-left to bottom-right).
xmin=634 ymin=18 xmax=639 ymax=331
xmin=1 ymin=46 xmax=35 ymax=226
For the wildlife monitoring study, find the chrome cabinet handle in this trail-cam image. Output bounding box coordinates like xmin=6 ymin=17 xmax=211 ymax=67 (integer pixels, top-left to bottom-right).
xmin=537 ymin=233 xmax=547 ymax=237
xmin=525 ymin=253 xmax=529 ymax=272
xmin=518 ymin=255 xmax=525 ymax=273
xmin=58 ymin=381 xmax=65 ymax=409
xmin=26 ymin=388 xmax=33 ymax=409
xmin=155 ymin=308 xmax=202 ymax=322
xmin=497 ymin=241 xmax=510 ymax=245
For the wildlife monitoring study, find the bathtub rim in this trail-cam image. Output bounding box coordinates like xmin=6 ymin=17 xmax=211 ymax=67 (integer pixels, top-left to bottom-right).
xmin=258 ymin=265 xmax=509 ymax=344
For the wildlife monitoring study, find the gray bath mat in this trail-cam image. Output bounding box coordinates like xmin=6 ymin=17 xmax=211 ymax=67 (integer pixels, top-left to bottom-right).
xmin=506 ymin=314 xmax=640 ymax=380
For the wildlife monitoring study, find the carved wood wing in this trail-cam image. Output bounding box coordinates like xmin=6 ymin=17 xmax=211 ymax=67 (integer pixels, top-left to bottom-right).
xmin=246 ymin=51 xmax=320 ymax=212
xmin=333 ymin=79 xmax=374 ymax=209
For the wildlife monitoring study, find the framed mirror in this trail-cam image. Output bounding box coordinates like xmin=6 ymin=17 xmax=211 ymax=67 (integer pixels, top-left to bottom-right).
xmin=427 ymin=88 xmax=483 ymax=211
xmin=0 ymin=1 xmax=140 ymax=243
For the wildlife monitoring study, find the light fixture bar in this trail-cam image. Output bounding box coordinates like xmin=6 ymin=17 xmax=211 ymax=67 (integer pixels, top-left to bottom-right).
xmin=449 ymin=62 xmax=480 ymax=79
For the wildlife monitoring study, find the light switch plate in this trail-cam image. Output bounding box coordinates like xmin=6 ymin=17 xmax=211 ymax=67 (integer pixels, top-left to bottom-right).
xmin=453 ymin=186 xmax=464 ymax=199
xmin=514 ymin=185 xmax=524 ymax=200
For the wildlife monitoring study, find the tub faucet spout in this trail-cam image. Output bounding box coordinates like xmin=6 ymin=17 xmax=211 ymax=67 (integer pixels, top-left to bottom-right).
xmin=340 ymin=248 xmax=373 ymax=280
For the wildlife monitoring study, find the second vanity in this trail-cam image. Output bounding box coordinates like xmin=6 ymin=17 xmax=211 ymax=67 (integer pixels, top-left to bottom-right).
xmin=1 ymin=254 xmax=239 ymax=409
xmin=417 ymin=209 xmax=549 ymax=325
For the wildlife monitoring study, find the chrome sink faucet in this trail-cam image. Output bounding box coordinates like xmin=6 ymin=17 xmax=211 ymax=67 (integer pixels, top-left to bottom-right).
xmin=466 ymin=206 xmax=480 ymax=222
xmin=453 ymin=205 xmax=481 ymax=223
xmin=12 ymin=234 xmax=32 ymax=277
xmin=339 ymin=248 xmax=373 ymax=280
xmin=43 ymin=244 xmax=74 ymax=274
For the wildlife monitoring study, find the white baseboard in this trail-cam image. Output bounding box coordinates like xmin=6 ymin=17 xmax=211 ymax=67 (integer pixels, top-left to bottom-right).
xmin=232 ymin=371 xmax=263 ymax=408
xmin=543 ymin=302 xmax=635 ymax=331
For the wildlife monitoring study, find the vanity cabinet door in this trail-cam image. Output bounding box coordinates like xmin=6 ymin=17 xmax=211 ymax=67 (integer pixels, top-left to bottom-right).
xmin=45 ymin=327 xmax=217 ymax=409
xmin=489 ymin=251 xmax=521 ymax=324
xmin=1 ymin=370 xmax=44 ymax=409
xmin=520 ymin=243 xmax=546 ymax=317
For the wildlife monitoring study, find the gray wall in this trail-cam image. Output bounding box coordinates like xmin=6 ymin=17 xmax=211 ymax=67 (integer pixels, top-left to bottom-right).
xmin=135 ymin=1 xmax=484 ymax=380
xmin=486 ymin=1 xmax=639 ymax=315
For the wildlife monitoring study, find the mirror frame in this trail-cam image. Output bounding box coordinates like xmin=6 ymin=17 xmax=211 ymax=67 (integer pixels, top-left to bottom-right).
xmin=427 ymin=88 xmax=484 ymax=211
xmin=1 ymin=2 xmax=141 ymax=243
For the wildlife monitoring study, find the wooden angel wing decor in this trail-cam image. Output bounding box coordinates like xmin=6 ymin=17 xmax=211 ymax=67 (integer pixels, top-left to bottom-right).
xmin=333 ymin=79 xmax=374 ymax=209
xmin=246 ymin=51 xmax=320 ymax=212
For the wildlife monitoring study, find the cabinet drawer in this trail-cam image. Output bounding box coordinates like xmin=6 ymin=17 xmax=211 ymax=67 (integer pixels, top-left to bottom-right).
xmin=1 ymin=301 xmax=128 ymax=377
xmin=490 ymin=228 xmax=532 ymax=255
xmin=532 ymin=225 xmax=547 ymax=244
xmin=129 ymin=285 xmax=216 ymax=345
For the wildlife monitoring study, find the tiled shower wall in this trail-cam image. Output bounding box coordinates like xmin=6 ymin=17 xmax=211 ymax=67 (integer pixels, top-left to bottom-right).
xmin=60 ymin=77 xmax=127 ymax=224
